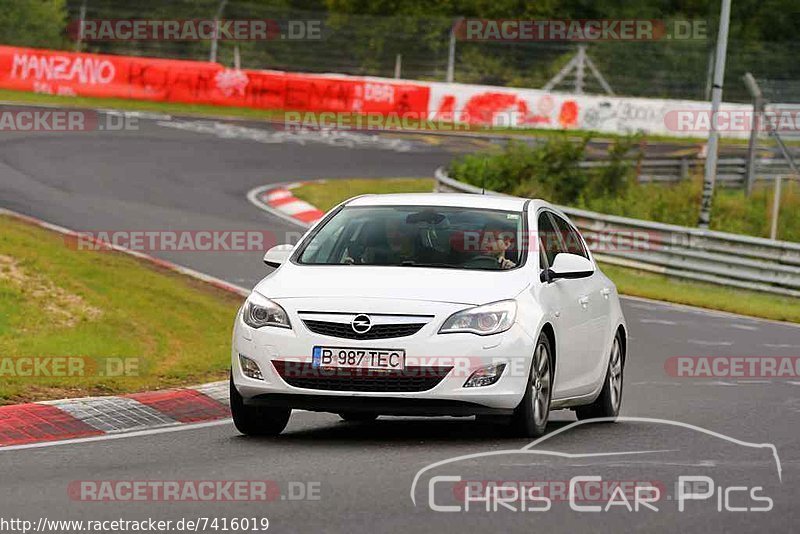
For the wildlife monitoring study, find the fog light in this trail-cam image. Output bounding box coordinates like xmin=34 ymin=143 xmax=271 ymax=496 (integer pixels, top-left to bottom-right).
xmin=239 ymin=354 xmax=264 ymax=380
xmin=463 ymin=363 xmax=506 ymax=388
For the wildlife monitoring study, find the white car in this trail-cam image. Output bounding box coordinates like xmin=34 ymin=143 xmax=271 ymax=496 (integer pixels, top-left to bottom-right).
xmin=231 ymin=193 xmax=627 ymax=437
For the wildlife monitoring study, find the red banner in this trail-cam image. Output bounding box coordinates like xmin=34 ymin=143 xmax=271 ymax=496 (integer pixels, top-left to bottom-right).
xmin=0 ymin=45 xmax=429 ymax=116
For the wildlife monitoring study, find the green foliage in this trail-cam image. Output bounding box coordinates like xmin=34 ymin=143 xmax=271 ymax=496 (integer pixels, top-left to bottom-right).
xmin=449 ymin=138 xmax=800 ymax=242
xmin=449 ymin=134 xmax=636 ymax=205
xmin=0 ymin=0 xmax=67 ymax=49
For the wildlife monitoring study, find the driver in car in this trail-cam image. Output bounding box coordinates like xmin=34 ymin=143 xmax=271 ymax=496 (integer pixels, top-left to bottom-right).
xmin=481 ymin=226 xmax=517 ymax=269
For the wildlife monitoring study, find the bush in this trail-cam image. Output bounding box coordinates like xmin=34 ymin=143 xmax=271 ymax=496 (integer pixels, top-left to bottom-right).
xmin=448 ymin=134 xmax=638 ymax=205
xmin=448 ymin=135 xmax=800 ymax=242
xmin=0 ymin=0 xmax=67 ymax=49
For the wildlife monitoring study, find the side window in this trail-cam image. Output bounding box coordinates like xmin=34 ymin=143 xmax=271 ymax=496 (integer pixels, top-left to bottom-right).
xmin=551 ymin=214 xmax=589 ymax=259
xmin=537 ymin=212 xmax=560 ymax=269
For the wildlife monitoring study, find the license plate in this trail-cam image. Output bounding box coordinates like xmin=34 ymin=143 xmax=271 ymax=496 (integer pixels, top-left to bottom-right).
xmin=312 ymin=346 xmax=405 ymax=370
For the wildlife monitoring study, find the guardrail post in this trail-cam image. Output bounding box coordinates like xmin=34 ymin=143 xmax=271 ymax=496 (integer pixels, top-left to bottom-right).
xmin=680 ymin=158 xmax=689 ymax=180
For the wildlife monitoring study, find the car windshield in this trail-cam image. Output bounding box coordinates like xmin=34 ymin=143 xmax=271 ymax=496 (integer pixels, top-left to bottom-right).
xmin=296 ymin=205 xmax=525 ymax=270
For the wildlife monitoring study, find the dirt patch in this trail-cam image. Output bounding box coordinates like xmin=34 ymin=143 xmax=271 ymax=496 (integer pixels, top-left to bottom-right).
xmin=0 ymin=254 xmax=103 ymax=328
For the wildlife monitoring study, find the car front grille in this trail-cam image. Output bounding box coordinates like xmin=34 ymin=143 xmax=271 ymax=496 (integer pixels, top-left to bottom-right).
xmin=272 ymin=361 xmax=452 ymax=392
xmin=302 ymin=320 xmax=426 ymax=340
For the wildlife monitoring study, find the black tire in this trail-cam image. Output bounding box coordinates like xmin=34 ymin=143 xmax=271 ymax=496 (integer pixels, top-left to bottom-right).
xmin=576 ymin=332 xmax=624 ymax=421
xmin=230 ymin=373 xmax=291 ymax=436
xmin=338 ymin=412 xmax=379 ymax=423
xmin=508 ymin=332 xmax=553 ymax=438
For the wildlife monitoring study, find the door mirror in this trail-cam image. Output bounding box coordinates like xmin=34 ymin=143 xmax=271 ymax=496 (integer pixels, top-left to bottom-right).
xmin=541 ymin=253 xmax=594 ymax=283
xmin=263 ymin=244 xmax=294 ymax=268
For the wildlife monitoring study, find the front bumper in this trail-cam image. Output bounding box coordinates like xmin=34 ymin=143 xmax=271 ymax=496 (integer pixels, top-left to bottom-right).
xmin=232 ymin=312 xmax=536 ymax=413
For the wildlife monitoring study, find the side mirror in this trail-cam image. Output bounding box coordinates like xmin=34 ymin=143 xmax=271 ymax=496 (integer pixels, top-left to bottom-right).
xmin=540 ymin=253 xmax=594 ymax=283
xmin=263 ymin=244 xmax=294 ymax=268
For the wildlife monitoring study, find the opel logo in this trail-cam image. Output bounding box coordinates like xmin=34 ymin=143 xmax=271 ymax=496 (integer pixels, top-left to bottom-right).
xmin=351 ymin=314 xmax=372 ymax=334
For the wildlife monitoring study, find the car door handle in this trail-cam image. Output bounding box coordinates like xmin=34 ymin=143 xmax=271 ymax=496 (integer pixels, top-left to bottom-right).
xmin=578 ymin=296 xmax=590 ymax=309
xmin=601 ymin=288 xmax=611 ymax=299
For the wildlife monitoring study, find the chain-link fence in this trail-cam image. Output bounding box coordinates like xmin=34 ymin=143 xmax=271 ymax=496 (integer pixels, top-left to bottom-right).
xmin=0 ymin=0 xmax=793 ymax=103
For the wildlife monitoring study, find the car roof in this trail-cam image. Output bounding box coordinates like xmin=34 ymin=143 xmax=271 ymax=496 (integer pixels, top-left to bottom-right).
xmin=346 ymin=193 xmax=546 ymax=212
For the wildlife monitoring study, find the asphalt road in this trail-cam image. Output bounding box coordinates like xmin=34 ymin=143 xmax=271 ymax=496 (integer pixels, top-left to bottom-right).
xmin=0 ymin=107 xmax=798 ymax=533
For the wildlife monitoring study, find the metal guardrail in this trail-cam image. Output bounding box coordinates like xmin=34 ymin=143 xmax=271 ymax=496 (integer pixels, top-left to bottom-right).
xmin=435 ymin=168 xmax=800 ymax=298
xmin=578 ymin=157 xmax=800 ymax=187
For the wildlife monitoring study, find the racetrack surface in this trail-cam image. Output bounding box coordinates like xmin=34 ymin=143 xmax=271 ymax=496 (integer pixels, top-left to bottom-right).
xmin=0 ymin=106 xmax=797 ymax=533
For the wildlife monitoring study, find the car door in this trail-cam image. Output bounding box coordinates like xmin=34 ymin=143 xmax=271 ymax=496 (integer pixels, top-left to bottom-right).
xmin=534 ymin=210 xmax=588 ymax=400
xmin=550 ymin=213 xmax=611 ymax=394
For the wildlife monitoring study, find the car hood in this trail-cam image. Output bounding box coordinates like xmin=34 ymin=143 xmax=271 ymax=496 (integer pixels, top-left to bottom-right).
xmin=253 ymin=264 xmax=531 ymax=305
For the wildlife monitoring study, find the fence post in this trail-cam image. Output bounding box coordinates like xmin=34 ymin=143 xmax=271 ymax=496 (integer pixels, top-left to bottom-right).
xmin=770 ymin=175 xmax=783 ymax=240
xmin=209 ymin=0 xmax=228 ymax=63
xmin=698 ymin=0 xmax=732 ymax=229
xmin=446 ymin=17 xmax=462 ymax=83
xmin=394 ymin=54 xmax=402 ymax=79
xmin=743 ymin=73 xmax=764 ymax=197
xmin=74 ymin=0 xmax=87 ymax=52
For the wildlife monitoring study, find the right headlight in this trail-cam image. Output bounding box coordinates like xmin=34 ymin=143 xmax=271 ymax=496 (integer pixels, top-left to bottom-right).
xmin=242 ymin=292 xmax=291 ymax=329
xmin=439 ymin=300 xmax=517 ymax=336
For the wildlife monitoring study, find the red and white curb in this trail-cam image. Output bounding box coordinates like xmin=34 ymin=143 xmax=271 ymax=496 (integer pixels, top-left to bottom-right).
xmin=247 ymin=182 xmax=324 ymax=228
xmin=0 ymin=382 xmax=229 ymax=448
xmin=0 ymin=208 xmax=249 ymax=448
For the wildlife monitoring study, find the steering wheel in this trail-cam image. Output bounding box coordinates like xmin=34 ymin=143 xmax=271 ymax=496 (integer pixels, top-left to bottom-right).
xmin=462 ymin=255 xmax=500 ymax=268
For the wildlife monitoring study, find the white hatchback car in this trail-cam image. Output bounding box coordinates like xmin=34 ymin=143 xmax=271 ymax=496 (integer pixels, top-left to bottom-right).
xmin=231 ymin=193 xmax=627 ymax=437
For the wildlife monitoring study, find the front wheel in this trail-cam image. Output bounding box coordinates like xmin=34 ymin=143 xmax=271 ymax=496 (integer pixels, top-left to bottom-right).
xmin=230 ymin=373 xmax=291 ymax=436
xmin=576 ymin=333 xmax=624 ymax=421
xmin=508 ymin=333 xmax=553 ymax=438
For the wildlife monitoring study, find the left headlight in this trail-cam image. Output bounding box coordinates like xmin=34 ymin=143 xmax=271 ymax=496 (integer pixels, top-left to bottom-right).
xmin=242 ymin=292 xmax=291 ymax=329
xmin=439 ymin=300 xmax=517 ymax=336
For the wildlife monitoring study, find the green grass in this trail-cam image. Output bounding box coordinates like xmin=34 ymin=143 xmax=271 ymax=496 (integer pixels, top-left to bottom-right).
xmin=292 ymin=178 xmax=435 ymax=211
xmin=600 ymin=263 xmax=800 ymax=323
xmin=578 ymin=177 xmax=800 ymax=242
xmin=288 ymin=177 xmax=800 ymax=323
xmin=0 ymin=215 xmax=243 ymax=404
xmin=0 ymin=88 xmax=285 ymax=122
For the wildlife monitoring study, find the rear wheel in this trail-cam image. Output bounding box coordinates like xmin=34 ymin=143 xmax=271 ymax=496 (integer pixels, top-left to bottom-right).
xmin=339 ymin=413 xmax=379 ymax=423
xmin=576 ymin=333 xmax=624 ymax=421
xmin=508 ymin=333 xmax=553 ymax=438
xmin=230 ymin=373 xmax=291 ymax=436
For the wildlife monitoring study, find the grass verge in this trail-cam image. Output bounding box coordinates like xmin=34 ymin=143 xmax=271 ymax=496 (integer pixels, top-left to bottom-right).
xmin=292 ymin=178 xmax=435 ymax=211
xmin=288 ymin=177 xmax=799 ymax=323
xmin=600 ymin=263 xmax=800 ymax=323
xmin=0 ymin=215 xmax=242 ymax=404
xmin=0 ymin=88 xmax=745 ymax=145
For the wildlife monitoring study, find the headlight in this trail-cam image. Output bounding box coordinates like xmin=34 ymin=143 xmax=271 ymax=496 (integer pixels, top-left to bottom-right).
xmin=439 ymin=300 xmax=516 ymax=336
xmin=242 ymin=292 xmax=291 ymax=329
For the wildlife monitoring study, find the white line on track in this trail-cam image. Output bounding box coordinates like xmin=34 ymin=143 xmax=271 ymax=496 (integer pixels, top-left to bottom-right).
xmin=686 ymin=339 xmax=734 ymax=346
xmin=639 ymin=318 xmax=678 ymax=325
